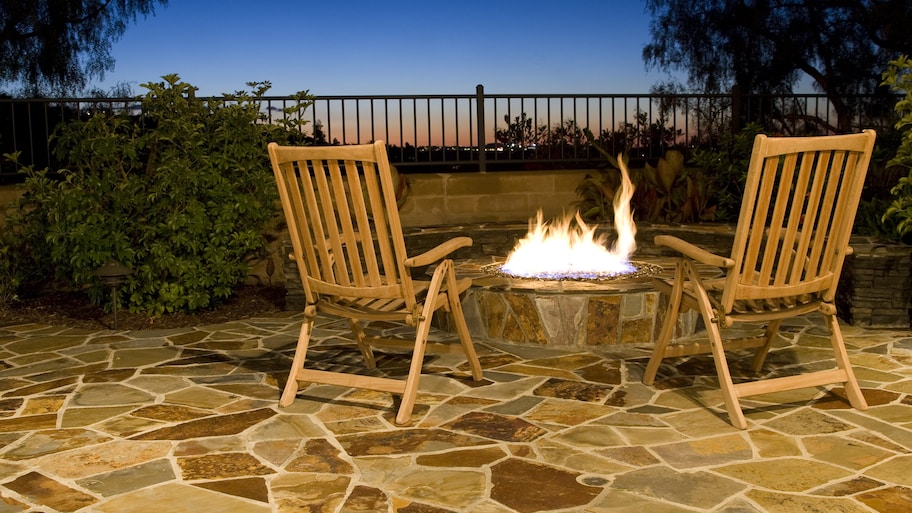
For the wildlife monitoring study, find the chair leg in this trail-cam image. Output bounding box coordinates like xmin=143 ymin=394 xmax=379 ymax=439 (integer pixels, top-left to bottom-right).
xmin=348 ymin=318 xmax=377 ymax=369
xmin=643 ymin=261 xmax=685 ymax=385
xmin=393 ymin=260 xmax=450 ymax=425
xmin=750 ymin=319 xmax=782 ymax=373
xmin=446 ymin=262 xmax=483 ymax=381
xmin=280 ymin=316 xmax=315 ymax=407
xmin=705 ymin=317 xmax=748 ymax=429
xmin=825 ymin=313 xmax=868 ymax=410
xmin=685 ymin=262 xmax=748 ymax=429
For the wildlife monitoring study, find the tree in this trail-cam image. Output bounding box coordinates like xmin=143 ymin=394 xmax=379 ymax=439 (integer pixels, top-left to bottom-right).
xmin=0 ymin=0 xmax=167 ymax=95
xmin=643 ymin=0 xmax=912 ymax=132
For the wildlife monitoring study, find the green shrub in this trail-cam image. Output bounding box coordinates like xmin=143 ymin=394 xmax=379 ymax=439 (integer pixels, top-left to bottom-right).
xmin=881 ymin=55 xmax=912 ymax=241
xmin=1 ymin=74 xmax=313 ymax=314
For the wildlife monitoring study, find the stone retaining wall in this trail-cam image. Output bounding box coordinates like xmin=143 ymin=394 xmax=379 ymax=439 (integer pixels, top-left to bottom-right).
xmin=837 ymin=241 xmax=912 ymax=328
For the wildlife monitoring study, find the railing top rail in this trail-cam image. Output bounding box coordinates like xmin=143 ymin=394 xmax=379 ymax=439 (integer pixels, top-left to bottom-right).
xmin=2 ymin=92 xmax=847 ymax=102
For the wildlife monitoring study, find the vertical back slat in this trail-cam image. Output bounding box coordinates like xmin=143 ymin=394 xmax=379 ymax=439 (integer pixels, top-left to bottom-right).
xmin=775 ymin=152 xmax=814 ymax=285
xmin=345 ymin=161 xmax=383 ymax=287
xmin=329 ymin=159 xmax=365 ymax=286
xmin=312 ymin=159 xmax=349 ymax=286
xmin=819 ymin=151 xmax=855 ymax=274
xmin=806 ymin=151 xmax=843 ymax=277
xmin=788 ymin=151 xmax=826 ymax=283
xmin=362 ymin=160 xmax=401 ymax=287
xmin=741 ymin=157 xmax=780 ymax=284
xmin=758 ymin=153 xmax=798 ymax=285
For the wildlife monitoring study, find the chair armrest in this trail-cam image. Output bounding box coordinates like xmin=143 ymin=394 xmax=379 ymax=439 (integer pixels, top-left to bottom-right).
xmin=404 ymin=237 xmax=473 ymax=268
xmin=654 ymin=235 xmax=735 ymax=269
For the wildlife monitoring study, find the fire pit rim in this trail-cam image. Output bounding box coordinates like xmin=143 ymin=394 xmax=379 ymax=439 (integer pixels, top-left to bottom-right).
xmin=480 ymin=260 xmax=664 ymax=283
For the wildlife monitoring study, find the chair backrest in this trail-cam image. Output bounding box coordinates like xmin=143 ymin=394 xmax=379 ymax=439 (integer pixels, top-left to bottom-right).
xmin=268 ymin=141 xmax=415 ymax=307
xmin=722 ymin=130 xmax=876 ymax=313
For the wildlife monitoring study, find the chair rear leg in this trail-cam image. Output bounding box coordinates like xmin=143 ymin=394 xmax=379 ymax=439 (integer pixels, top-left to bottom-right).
xmin=824 ymin=313 xmax=868 ymax=410
xmin=750 ymin=319 xmax=783 ymax=373
xmin=348 ymin=318 xmax=377 ymax=369
xmin=280 ymin=316 xmax=316 ymax=407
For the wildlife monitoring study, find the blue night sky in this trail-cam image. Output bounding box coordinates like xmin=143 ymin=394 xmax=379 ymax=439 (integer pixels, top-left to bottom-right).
xmin=93 ymin=0 xmax=677 ymax=96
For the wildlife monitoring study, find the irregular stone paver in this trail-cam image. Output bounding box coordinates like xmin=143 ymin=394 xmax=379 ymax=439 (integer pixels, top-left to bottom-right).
xmin=1 ymin=428 xmax=111 ymax=460
xmin=194 ymin=477 xmax=269 ymax=503
xmin=37 ymin=439 xmax=172 ymax=479
xmin=338 ymin=428 xmax=493 ymax=456
xmin=746 ymin=490 xmax=873 ymax=513
xmin=864 ymin=454 xmax=912 ymax=487
xmin=715 ymin=458 xmax=853 ymax=492
xmin=443 ymin=411 xmax=548 ymax=441
xmin=76 ymin=459 xmax=175 ymax=497
xmin=390 ymin=468 xmax=486 ymax=509
xmin=129 ymin=408 xmax=276 ymax=440
xmin=857 ymin=486 xmax=912 ymax=513
xmin=177 ymin=452 xmax=275 ymax=480
xmin=611 ymin=466 xmax=746 ymax=510
xmin=651 ymin=433 xmax=753 ymax=468
xmin=285 ymin=438 xmax=354 ymax=473
xmin=93 ymin=482 xmax=271 ymax=513
xmin=0 ymin=313 xmax=910 ymax=512
xmin=490 ymin=458 xmax=601 ymax=512
xmin=3 ymin=471 xmax=97 ymax=512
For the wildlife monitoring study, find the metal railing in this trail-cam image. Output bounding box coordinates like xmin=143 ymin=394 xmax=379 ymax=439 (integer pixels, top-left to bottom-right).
xmin=0 ymin=85 xmax=898 ymax=181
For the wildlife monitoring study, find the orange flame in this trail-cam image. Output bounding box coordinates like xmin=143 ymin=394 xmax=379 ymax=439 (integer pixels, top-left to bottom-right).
xmin=502 ymin=156 xmax=636 ymax=278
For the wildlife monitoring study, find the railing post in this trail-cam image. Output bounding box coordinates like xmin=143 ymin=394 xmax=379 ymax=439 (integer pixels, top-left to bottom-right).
xmin=476 ymin=84 xmax=486 ymax=172
xmin=730 ymin=83 xmax=742 ymax=134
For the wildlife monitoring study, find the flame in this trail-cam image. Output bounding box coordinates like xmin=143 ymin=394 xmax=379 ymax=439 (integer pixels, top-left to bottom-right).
xmin=501 ymin=156 xmax=637 ymax=279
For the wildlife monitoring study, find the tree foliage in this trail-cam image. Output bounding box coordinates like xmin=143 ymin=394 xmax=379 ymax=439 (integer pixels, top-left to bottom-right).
xmin=643 ymin=0 xmax=912 ymax=131
xmin=0 ymin=0 xmax=167 ymax=95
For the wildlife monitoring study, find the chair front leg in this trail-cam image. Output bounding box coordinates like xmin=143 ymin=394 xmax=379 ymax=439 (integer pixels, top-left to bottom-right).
xmin=445 ymin=260 xmax=483 ymax=381
xmin=824 ymin=313 xmax=868 ymax=411
xmin=643 ymin=259 xmax=686 ymax=385
xmin=684 ymin=260 xmax=747 ymax=429
xmin=280 ymin=315 xmax=316 ymax=407
xmin=394 ymin=259 xmax=449 ymax=425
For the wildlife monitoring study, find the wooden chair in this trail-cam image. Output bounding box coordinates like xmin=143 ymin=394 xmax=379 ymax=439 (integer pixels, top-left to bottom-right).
xmin=643 ymin=130 xmax=876 ymax=429
xmin=267 ymin=141 xmax=483 ymax=425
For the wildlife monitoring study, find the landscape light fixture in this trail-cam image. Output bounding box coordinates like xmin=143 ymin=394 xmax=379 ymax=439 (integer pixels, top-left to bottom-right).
xmin=94 ymin=259 xmax=132 ymax=329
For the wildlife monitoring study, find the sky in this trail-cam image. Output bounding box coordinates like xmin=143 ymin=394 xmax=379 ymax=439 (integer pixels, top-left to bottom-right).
xmin=92 ymin=0 xmax=679 ymax=97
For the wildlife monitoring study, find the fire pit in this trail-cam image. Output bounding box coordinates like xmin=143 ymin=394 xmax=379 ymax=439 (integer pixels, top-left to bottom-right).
xmin=452 ymin=157 xmax=704 ymax=348
xmin=454 ymin=256 xmax=704 ymax=348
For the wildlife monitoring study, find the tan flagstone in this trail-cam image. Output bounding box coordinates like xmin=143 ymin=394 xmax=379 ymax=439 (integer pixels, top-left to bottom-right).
xmin=746 ymin=489 xmax=872 ymax=513
xmin=651 ymin=433 xmax=753 ymax=469
xmin=35 ymin=439 xmax=172 ymax=479
xmin=93 ymin=482 xmax=271 ymax=513
xmin=864 ymin=454 xmax=912 ymax=487
xmin=715 ymin=458 xmax=853 ymax=492
xmin=803 ymin=435 xmax=895 ymax=470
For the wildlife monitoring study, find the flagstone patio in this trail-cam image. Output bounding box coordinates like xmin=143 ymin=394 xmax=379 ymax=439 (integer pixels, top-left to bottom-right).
xmin=1 ymin=311 xmax=911 ymax=512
